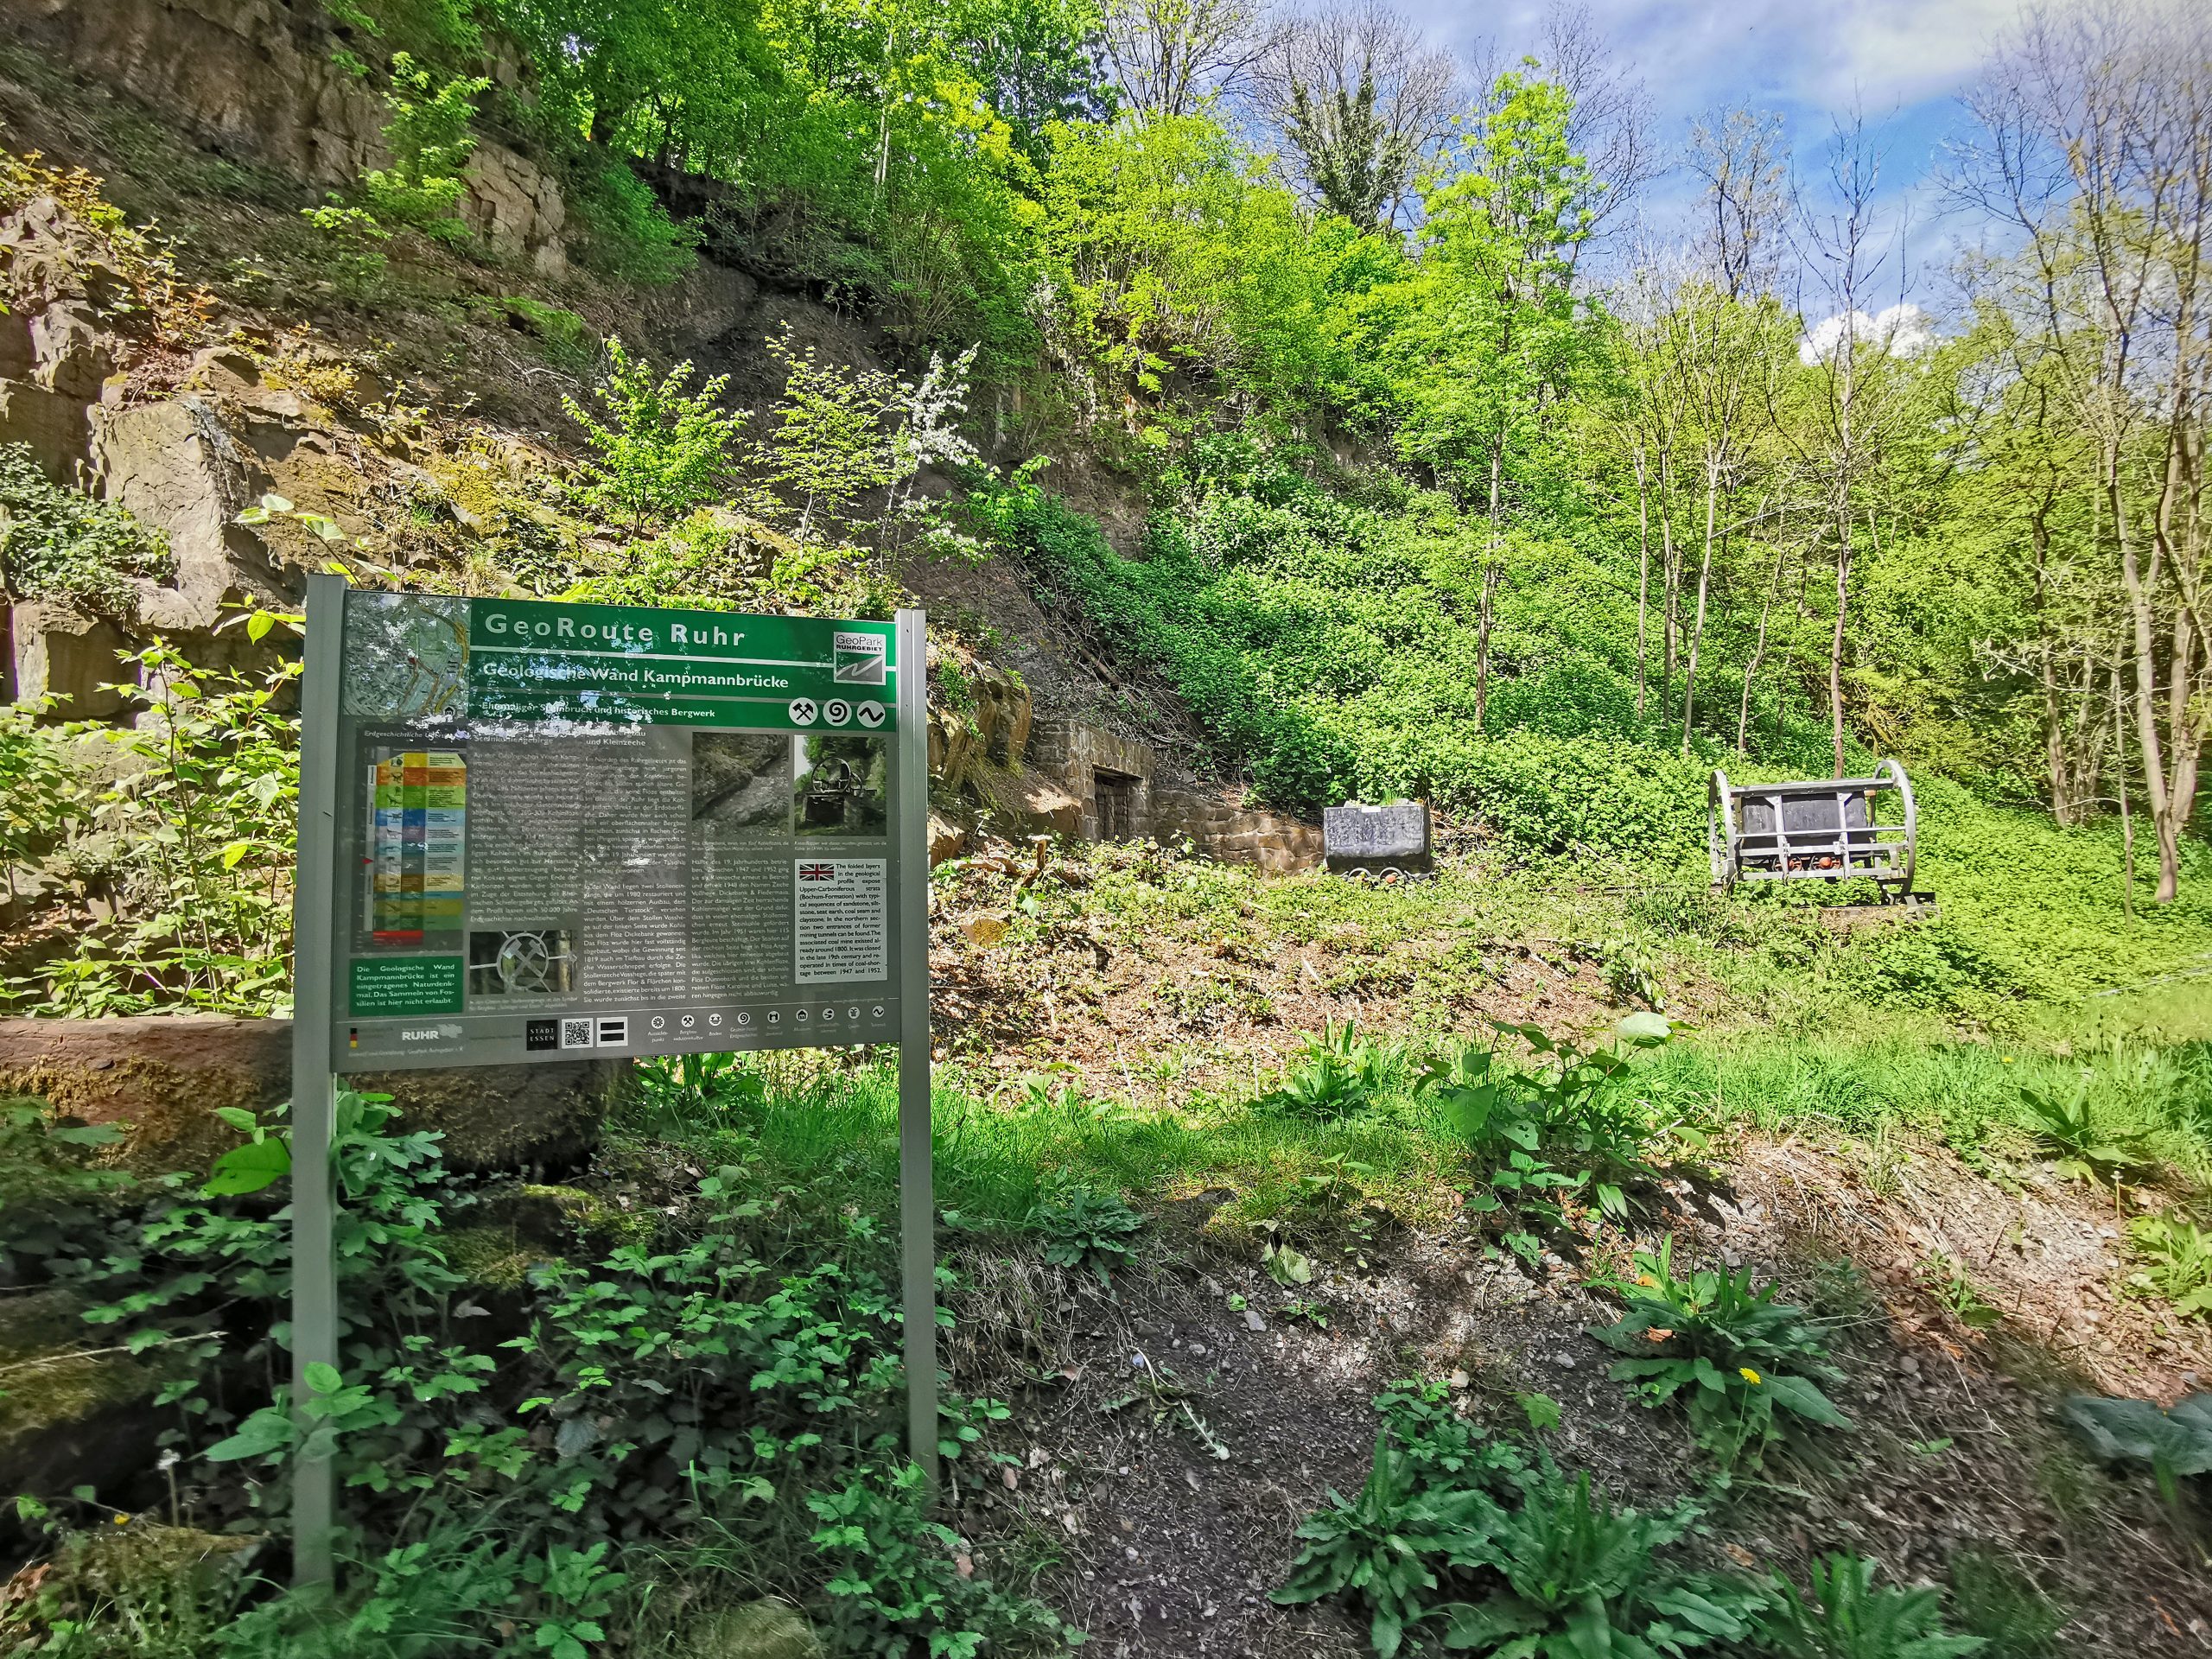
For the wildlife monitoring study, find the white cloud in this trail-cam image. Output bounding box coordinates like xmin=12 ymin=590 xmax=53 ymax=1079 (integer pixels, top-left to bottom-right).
xmin=1798 ymin=302 xmax=1936 ymax=365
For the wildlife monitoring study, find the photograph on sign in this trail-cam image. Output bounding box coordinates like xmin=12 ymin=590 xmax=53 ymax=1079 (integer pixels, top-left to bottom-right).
xmin=329 ymin=592 xmax=906 ymax=1071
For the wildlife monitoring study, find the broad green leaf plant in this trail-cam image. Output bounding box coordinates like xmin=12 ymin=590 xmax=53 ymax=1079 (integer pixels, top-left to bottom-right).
xmin=1591 ymin=1236 xmax=1849 ymax=1468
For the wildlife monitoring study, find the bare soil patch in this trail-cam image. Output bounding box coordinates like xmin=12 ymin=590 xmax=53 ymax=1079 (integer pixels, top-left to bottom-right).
xmin=949 ymin=1136 xmax=2212 ymax=1657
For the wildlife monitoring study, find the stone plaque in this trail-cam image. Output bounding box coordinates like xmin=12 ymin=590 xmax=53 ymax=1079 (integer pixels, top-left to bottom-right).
xmin=1323 ymin=801 xmax=1431 ymax=868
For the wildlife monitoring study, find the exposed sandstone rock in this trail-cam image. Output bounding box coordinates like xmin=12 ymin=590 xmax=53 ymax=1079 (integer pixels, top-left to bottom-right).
xmin=4 ymin=600 xmax=132 ymax=718
xmin=0 ymin=194 xmax=147 ymax=399
xmin=0 ymin=1288 xmax=176 ymax=1529
xmin=89 ymin=392 xmax=276 ymax=632
xmin=467 ymin=141 xmax=568 ymax=276
xmin=4 ymin=0 xmax=566 ymax=270
xmin=0 ymin=376 xmax=92 ymax=478
xmin=0 ymin=1015 xmax=621 ymax=1175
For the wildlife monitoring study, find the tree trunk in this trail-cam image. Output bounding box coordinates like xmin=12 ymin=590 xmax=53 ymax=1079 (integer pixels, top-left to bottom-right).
xmin=1632 ymin=445 xmax=1651 ymax=722
xmin=2107 ymin=453 xmax=2179 ymax=901
xmin=1474 ymin=437 xmax=1505 ymax=730
xmin=1737 ymin=529 xmax=1787 ymax=754
xmin=1657 ymin=448 xmax=1680 ymax=715
xmin=1828 ymin=495 xmax=1853 ymax=777
xmin=2113 ymin=651 xmax=2136 ymax=920
xmin=1681 ymin=461 xmax=1720 ymax=754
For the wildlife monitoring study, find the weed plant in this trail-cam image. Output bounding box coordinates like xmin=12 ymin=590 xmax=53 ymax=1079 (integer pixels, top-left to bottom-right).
xmin=2126 ymin=1212 xmax=2212 ymax=1318
xmin=1274 ymin=1389 xmax=1758 ymax=1658
xmin=1750 ymin=1554 xmax=1986 ymax=1658
xmin=1591 ymin=1236 xmax=1849 ymax=1467
xmin=1025 ymin=1180 xmax=1145 ymax=1283
xmin=1418 ymin=1015 xmax=1675 ymax=1263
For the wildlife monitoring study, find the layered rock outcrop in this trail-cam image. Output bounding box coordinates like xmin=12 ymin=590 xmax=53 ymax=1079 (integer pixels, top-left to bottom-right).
xmin=2 ymin=0 xmax=567 ymax=272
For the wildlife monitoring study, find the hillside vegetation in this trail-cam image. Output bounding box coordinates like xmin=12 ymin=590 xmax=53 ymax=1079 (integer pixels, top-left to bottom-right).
xmin=0 ymin=0 xmax=2210 ymax=1656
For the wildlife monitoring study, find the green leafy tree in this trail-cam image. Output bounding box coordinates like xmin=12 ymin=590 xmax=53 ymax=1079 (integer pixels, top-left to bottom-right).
xmin=1386 ymin=69 xmax=1612 ymax=728
xmin=562 ymin=336 xmax=747 ymax=529
xmin=362 ymin=52 xmax=490 ymax=238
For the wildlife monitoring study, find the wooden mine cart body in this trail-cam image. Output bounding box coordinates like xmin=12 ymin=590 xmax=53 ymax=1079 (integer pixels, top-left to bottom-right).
xmin=1708 ymin=760 xmax=1917 ymax=897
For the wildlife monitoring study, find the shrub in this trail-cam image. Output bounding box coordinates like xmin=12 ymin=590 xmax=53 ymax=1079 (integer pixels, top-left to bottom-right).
xmin=4 ymin=641 xmax=300 ymax=1016
xmin=561 ymin=336 xmax=746 ymax=528
xmin=0 ymin=696 xmax=80 ymax=897
xmin=360 ymin=53 xmax=489 ymax=239
xmin=0 ymin=442 xmax=175 ymax=619
xmin=566 ymin=155 xmax=698 ymax=284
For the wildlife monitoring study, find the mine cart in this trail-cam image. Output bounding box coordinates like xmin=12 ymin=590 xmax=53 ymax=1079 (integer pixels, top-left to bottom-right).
xmin=1708 ymin=760 xmax=1918 ymax=898
xmin=1325 ymin=800 xmax=1433 ymax=883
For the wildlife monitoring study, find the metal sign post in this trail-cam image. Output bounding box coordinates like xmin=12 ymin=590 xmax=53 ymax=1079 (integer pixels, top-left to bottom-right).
xmin=287 ymin=588 xmax=936 ymax=1585
xmin=894 ymin=608 xmax=938 ymax=1491
xmin=289 ymin=572 xmax=346 ymax=1586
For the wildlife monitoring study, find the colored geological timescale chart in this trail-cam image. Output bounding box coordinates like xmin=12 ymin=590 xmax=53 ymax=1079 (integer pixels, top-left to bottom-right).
xmin=369 ymin=748 xmax=467 ymax=945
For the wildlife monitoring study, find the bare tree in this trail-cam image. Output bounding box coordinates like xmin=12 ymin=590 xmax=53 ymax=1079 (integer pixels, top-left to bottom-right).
xmin=1789 ymin=106 xmax=1926 ymax=778
xmin=1688 ymin=106 xmax=1789 ymax=300
xmin=1248 ymin=2 xmax=1458 ymax=230
xmin=1956 ymin=0 xmax=2212 ymax=901
xmin=1099 ymin=0 xmax=1274 ymax=121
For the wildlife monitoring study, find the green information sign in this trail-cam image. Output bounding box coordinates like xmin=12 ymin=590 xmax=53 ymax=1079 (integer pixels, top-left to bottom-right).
xmin=326 ymin=591 xmax=910 ymax=1070
xmin=287 ymin=581 xmax=938 ymax=1585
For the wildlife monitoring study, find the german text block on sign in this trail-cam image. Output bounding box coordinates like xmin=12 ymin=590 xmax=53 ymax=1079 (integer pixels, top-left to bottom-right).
xmin=330 ymin=592 xmax=909 ymax=1071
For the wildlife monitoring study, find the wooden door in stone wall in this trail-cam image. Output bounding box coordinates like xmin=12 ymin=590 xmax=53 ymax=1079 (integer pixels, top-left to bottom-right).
xmin=1095 ymin=772 xmax=1140 ymax=839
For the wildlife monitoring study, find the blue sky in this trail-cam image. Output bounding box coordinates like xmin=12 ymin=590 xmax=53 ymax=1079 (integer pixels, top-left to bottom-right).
xmin=1394 ymin=0 xmax=2043 ymax=308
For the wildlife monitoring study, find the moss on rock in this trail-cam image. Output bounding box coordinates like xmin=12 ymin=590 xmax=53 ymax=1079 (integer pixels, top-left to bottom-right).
xmin=442 ymin=1224 xmax=543 ymax=1289
xmin=682 ymin=1599 xmax=824 ymax=1659
xmin=0 ymin=1288 xmax=175 ymax=1508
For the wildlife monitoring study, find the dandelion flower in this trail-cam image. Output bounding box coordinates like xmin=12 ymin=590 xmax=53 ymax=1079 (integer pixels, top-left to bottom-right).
xmin=1738 ymin=1367 xmax=1761 ymax=1385
xmin=111 ymin=1513 xmax=130 ymax=1525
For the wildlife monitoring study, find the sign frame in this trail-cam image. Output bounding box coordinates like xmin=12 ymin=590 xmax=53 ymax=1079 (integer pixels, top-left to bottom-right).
xmin=286 ymin=575 xmax=937 ymax=1584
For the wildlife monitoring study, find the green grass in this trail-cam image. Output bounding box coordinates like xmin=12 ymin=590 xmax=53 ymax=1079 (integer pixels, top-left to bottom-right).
xmin=612 ymin=1058 xmax=1470 ymax=1243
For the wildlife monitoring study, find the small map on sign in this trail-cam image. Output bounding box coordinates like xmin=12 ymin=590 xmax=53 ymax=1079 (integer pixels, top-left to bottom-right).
xmin=344 ymin=593 xmax=470 ymax=718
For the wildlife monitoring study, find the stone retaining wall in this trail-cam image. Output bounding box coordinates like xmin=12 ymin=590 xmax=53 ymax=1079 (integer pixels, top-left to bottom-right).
xmin=1152 ymin=776 xmax=1324 ymax=874
xmin=1027 ymin=717 xmax=1321 ymax=871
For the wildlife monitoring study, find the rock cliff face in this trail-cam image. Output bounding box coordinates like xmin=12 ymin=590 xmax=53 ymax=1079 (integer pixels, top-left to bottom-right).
xmin=0 ymin=1014 xmax=622 ymax=1173
xmin=0 ymin=0 xmax=566 ymax=272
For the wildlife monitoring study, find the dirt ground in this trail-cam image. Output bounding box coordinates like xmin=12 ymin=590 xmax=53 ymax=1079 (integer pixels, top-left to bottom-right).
xmin=946 ymin=1137 xmax=2212 ymax=1657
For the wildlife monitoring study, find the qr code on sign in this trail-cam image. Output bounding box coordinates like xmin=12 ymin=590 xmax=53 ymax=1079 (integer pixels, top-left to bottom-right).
xmin=560 ymin=1017 xmax=594 ymax=1050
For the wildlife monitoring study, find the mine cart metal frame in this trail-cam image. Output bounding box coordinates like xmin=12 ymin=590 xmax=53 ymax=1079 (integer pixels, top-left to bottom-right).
xmin=1708 ymin=759 xmax=1919 ymax=899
